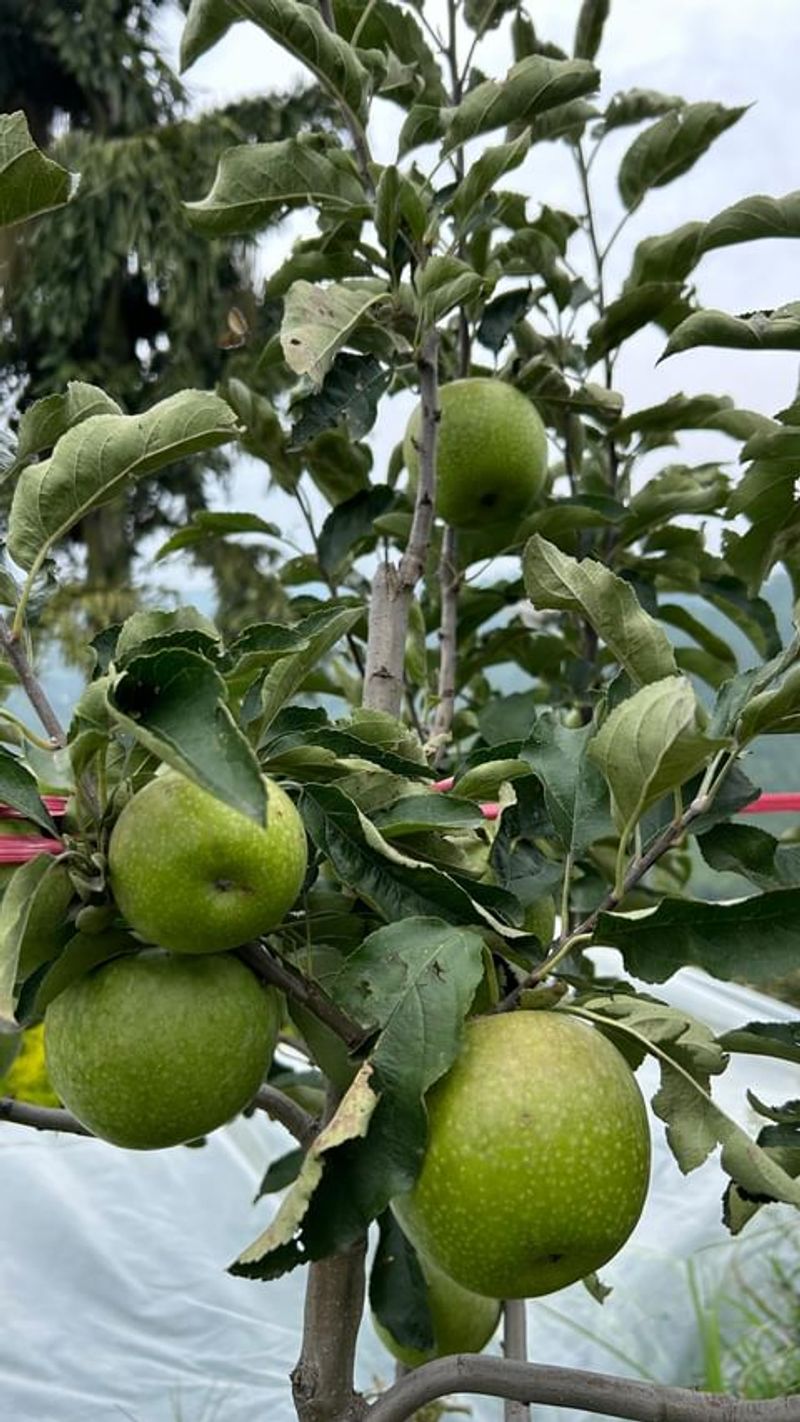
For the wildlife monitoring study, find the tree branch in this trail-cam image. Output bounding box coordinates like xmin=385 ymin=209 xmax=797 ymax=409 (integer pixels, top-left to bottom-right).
xmin=292 ymin=1084 xmax=368 ymax=1422
xmin=363 ymin=328 xmax=439 ymax=716
xmin=238 ymin=942 xmax=369 ymax=1054
xmin=499 ymin=772 xmax=728 ymax=1009
xmin=431 ymin=525 xmax=459 ymax=762
xmin=0 ymin=616 xmax=66 ymax=747
xmin=0 ymin=1096 xmax=92 ymax=1136
xmin=253 ymin=1084 xmax=317 ymax=1146
xmin=367 ymin=1356 xmax=800 ymax=1422
xmin=292 ymin=1236 xmax=368 ymax=1422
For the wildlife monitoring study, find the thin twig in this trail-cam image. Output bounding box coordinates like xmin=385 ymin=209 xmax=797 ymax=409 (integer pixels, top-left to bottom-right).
xmin=239 ymin=941 xmax=369 ymax=1054
xmin=366 ymin=1355 xmax=800 ymax=1422
xmin=0 ymin=1096 xmax=92 ymax=1136
xmin=499 ymin=765 xmax=732 ymax=1010
xmin=253 ymin=1084 xmax=317 ymax=1146
xmin=0 ymin=616 xmax=66 ymax=747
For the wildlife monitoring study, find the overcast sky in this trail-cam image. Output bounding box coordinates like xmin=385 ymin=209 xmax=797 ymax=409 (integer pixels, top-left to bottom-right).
xmin=149 ymin=0 xmax=800 ymax=584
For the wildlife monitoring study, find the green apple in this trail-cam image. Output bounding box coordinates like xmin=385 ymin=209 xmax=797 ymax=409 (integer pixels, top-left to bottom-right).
xmin=44 ymin=950 xmax=280 ymax=1148
xmin=108 ymin=770 xmax=307 ymax=953
xmin=403 ymin=378 xmax=547 ymax=530
xmin=393 ymin=1010 xmax=650 ymax=1299
xmin=373 ymin=1250 xmax=500 ymax=1368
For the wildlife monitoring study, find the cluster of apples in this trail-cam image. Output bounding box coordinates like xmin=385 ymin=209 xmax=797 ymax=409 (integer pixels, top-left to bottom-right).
xmin=37 ymin=380 xmax=652 ymax=1358
xmin=43 ymin=771 xmax=308 ymax=1150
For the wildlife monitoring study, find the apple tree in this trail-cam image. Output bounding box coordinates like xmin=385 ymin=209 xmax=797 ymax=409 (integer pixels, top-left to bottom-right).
xmin=1 ymin=4 xmax=800 ymax=1421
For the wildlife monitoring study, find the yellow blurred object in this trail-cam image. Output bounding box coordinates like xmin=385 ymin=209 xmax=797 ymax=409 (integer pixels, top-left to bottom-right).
xmin=0 ymin=1023 xmax=60 ymax=1107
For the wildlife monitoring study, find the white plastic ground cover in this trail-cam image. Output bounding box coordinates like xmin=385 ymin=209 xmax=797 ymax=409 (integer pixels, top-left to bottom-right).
xmin=1 ymin=962 xmax=796 ymax=1422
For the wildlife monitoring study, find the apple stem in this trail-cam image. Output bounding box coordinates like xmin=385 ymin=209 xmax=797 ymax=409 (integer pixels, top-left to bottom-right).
xmin=503 ymin=1300 xmax=531 ymax=1422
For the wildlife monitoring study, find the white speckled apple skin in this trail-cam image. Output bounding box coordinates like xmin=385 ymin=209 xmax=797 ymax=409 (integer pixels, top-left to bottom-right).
xmin=45 ymin=951 xmax=280 ymax=1149
xmin=403 ymin=378 xmax=547 ymax=529
xmin=393 ymin=1011 xmax=651 ymax=1299
xmin=108 ymin=772 xmax=307 ymax=953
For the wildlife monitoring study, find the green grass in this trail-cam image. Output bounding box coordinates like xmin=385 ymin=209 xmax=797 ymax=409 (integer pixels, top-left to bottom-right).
xmin=688 ymin=1221 xmax=800 ymax=1399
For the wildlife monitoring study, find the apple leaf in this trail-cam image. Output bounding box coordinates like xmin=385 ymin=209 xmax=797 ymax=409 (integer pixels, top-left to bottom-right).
xmin=25 ymin=929 xmax=141 ymax=1022
xmin=179 ymin=0 xmax=236 ymax=69
xmin=281 ymin=280 xmax=387 ymax=387
xmin=416 ymin=256 xmax=484 ymax=325
xmin=594 ymin=890 xmax=800 ymax=986
xmin=153 ymin=510 xmax=281 ymax=563
xmin=521 ymin=711 xmax=612 ymax=856
xmin=301 ymin=784 xmax=521 ymax=935
xmin=617 ymin=103 xmax=747 ymax=212
xmin=224 ymin=623 xmax=311 ymax=699
xmin=184 ymin=136 xmax=369 ymax=238
xmin=107 ymin=646 xmax=267 ymax=823
xmin=0 ymin=747 xmax=58 ymax=835
xmin=449 ymin=130 xmax=531 ymax=226
xmin=317 ymin=486 xmax=395 ymax=578
xmin=523 ymin=534 xmax=676 ymax=685
xmin=8 ymin=391 xmax=239 ymax=574
xmin=698 ymin=822 xmax=800 ymax=891
xmin=370 ymin=1211 xmax=434 ymax=1355
xmin=0 ymin=857 xmax=74 ymax=1024
xmin=299 ymin=919 xmax=485 ymax=1251
xmin=601 ymin=89 xmax=684 ymax=133
xmin=717 ymin=1021 xmax=800 ymax=1067
xmin=371 ymin=795 xmax=486 ymax=838
xmin=662 ymin=302 xmax=800 ymax=360
xmin=452 ymin=757 xmax=530 ymax=801
xmin=232 ymin=1060 xmax=379 ymax=1279
xmin=442 ymin=54 xmax=599 ymax=152
xmin=290 ymin=353 xmax=391 ymax=445
xmin=569 ymin=996 xmax=800 ymax=1220
xmin=586 ymin=282 xmax=683 ymax=363
xmin=114 ymin=606 xmax=221 ymax=666
xmin=588 ymin=677 xmax=727 ymax=842
xmin=490 ymin=816 xmax=563 ymax=911
xmin=256 ymin=604 xmax=362 ymax=737
xmin=254 ymin=1146 xmax=304 ymax=1201
xmin=234 ymin=920 xmax=485 ymax=1278
xmin=0 ymin=112 xmax=73 ymax=227
xmin=12 ymin=382 xmax=122 ymax=473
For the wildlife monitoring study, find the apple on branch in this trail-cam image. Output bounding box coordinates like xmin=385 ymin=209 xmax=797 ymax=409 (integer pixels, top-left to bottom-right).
xmin=393 ymin=1010 xmax=651 ymax=1299
xmin=108 ymin=770 xmax=308 ymax=954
